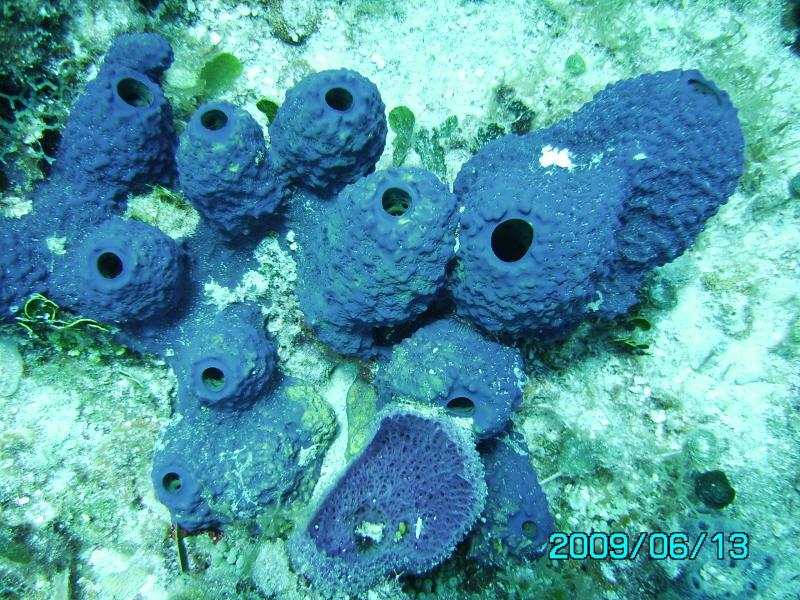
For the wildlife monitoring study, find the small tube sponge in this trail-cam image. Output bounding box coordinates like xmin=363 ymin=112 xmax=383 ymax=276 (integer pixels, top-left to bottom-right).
xmin=289 ymin=407 xmax=486 ymax=596
xmin=0 ymin=228 xmax=48 ymax=321
xmin=64 ymin=218 xmax=185 ymax=323
xmin=151 ymin=380 xmax=337 ymax=532
xmin=55 ymin=37 xmax=177 ymax=197
xmin=451 ymin=70 xmax=744 ymax=338
xmin=173 ymin=303 xmax=278 ymax=412
xmin=296 ymin=167 xmax=458 ymax=356
xmin=269 ymin=69 xmax=387 ymax=195
xmin=469 ymin=433 xmax=554 ymax=566
xmin=151 ymin=450 xmax=217 ymax=532
xmin=177 ymin=102 xmax=285 ymax=239
xmin=375 ymin=319 xmax=524 ymax=439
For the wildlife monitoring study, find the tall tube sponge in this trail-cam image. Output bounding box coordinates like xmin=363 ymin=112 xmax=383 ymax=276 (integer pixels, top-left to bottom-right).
xmin=295 ymin=167 xmax=458 ymax=357
xmin=8 ymin=34 xmax=182 ymax=323
xmin=269 ymin=69 xmax=388 ymax=196
xmin=177 ymin=102 xmax=286 ymax=240
xmin=54 ymin=33 xmax=177 ymax=203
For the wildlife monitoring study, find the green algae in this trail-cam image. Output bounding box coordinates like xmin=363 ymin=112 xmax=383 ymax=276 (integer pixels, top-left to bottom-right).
xmin=345 ymin=377 xmax=378 ymax=461
xmin=198 ymin=52 xmax=243 ymax=98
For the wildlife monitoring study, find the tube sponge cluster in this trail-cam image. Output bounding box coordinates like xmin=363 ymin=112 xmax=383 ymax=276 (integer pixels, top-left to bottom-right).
xmin=0 ymin=31 xmax=746 ymax=598
xmin=151 ymin=379 xmax=336 ymax=531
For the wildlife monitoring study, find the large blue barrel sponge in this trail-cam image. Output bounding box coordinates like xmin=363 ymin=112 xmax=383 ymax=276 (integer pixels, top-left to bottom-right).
xmin=289 ymin=407 xmax=486 ymax=596
xmin=450 ymin=69 xmax=744 ymax=339
xmin=297 ymin=167 xmax=458 ymax=357
xmin=269 ymin=69 xmax=387 ymax=195
xmin=177 ymin=102 xmax=284 ymax=238
xmin=375 ymin=319 xmax=525 ymax=439
xmin=451 ymin=132 xmax=626 ymax=338
xmin=66 ymin=218 xmax=186 ymax=323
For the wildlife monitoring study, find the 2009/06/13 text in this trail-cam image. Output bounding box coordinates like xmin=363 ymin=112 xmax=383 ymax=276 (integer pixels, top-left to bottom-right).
xmin=548 ymin=531 xmax=750 ymax=561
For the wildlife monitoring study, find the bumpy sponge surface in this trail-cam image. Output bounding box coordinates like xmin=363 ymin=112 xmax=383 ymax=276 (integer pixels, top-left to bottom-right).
xmin=470 ymin=434 xmax=554 ymax=566
xmin=0 ymin=228 xmax=48 ymax=321
xmin=289 ymin=408 xmax=486 ymax=596
xmin=452 ymin=132 xmax=626 ymax=338
xmin=102 ymin=32 xmax=174 ymax=81
xmin=172 ymin=303 xmax=278 ymax=412
xmin=152 ymin=380 xmax=336 ymax=532
xmin=451 ymin=69 xmax=744 ymax=338
xmin=269 ymin=69 xmax=387 ymax=194
xmin=297 ymin=167 xmax=458 ymax=356
xmin=56 ymin=218 xmax=186 ymax=323
xmin=177 ymin=102 xmax=284 ymax=238
xmin=375 ymin=319 xmax=524 ymax=439
xmin=56 ymin=57 xmax=176 ymax=198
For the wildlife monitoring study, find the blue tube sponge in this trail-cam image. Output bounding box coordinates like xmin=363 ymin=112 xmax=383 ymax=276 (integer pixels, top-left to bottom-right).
xmin=296 ymin=167 xmax=458 ymax=356
xmin=172 ymin=303 xmax=278 ymax=412
xmin=55 ymin=35 xmax=177 ymax=198
xmin=151 ymin=451 xmax=216 ymax=533
xmin=452 ymin=133 xmax=625 ymax=337
xmin=151 ymin=380 xmax=337 ymax=531
xmin=289 ymin=408 xmax=486 ymax=597
xmin=56 ymin=218 xmax=186 ymax=323
xmin=375 ymin=319 xmax=524 ymax=439
xmin=451 ymin=70 xmax=744 ymax=338
xmin=469 ymin=433 xmax=554 ymax=566
xmin=177 ymin=102 xmax=285 ymax=238
xmin=269 ymin=69 xmax=387 ymax=195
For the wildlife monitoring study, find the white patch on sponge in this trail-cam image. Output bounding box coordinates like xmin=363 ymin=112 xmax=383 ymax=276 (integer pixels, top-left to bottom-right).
xmin=539 ymin=145 xmax=574 ymax=169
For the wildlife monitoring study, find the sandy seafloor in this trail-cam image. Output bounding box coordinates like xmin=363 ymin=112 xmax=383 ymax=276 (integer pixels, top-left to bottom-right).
xmin=1 ymin=0 xmax=799 ymax=598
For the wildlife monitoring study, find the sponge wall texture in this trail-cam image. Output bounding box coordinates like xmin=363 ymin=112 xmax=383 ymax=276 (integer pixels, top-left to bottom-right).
xmin=55 ymin=59 xmax=177 ymax=199
xmin=470 ymin=434 xmax=555 ymax=566
xmin=0 ymin=228 xmax=48 ymax=321
xmin=571 ymin=70 xmax=744 ymax=269
xmin=172 ymin=303 xmax=278 ymax=412
xmin=53 ymin=218 xmax=186 ymax=324
xmin=151 ymin=380 xmax=336 ymax=532
xmin=289 ymin=408 xmax=486 ymax=596
xmin=452 ymin=132 xmax=626 ymax=338
xmin=102 ymin=32 xmax=174 ymax=81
